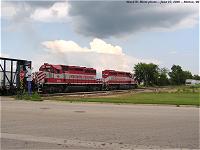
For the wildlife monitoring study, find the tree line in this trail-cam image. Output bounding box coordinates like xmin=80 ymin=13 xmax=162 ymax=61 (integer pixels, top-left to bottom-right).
xmin=133 ymin=63 xmax=200 ymax=86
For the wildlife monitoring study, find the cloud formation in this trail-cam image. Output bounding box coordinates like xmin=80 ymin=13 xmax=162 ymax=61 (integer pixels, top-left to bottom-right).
xmin=38 ymin=38 xmax=159 ymax=74
xmin=1 ymin=1 xmax=57 ymax=21
xmin=68 ymin=1 xmax=198 ymax=38
xmin=42 ymin=38 xmax=123 ymax=55
xmin=30 ymin=1 xmax=70 ymax=22
xmin=1 ymin=1 xmax=198 ymax=38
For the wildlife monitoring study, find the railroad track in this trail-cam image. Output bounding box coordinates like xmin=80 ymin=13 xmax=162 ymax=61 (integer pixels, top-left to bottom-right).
xmin=40 ymin=88 xmax=149 ymax=97
xmin=41 ymin=91 xmax=107 ymax=97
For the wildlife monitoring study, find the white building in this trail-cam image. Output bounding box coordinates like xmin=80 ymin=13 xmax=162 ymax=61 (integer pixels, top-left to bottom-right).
xmin=185 ymin=79 xmax=200 ymax=85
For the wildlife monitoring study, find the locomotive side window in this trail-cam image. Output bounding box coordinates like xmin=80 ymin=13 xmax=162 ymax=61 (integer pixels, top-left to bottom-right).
xmin=68 ymin=67 xmax=83 ymax=72
xmin=110 ymin=72 xmax=117 ymax=76
xmin=43 ymin=67 xmax=59 ymax=74
xmin=54 ymin=69 xmax=60 ymax=74
xmin=62 ymin=66 xmax=69 ymax=71
xmin=43 ymin=68 xmax=53 ymax=73
xmin=45 ymin=68 xmax=51 ymax=72
xmin=91 ymin=70 xmax=96 ymax=74
xmin=126 ymin=73 xmax=131 ymax=77
xmin=75 ymin=68 xmax=83 ymax=71
xmin=118 ymin=72 xmax=124 ymax=76
xmin=85 ymin=70 xmax=89 ymax=73
xmin=85 ymin=70 xmax=96 ymax=74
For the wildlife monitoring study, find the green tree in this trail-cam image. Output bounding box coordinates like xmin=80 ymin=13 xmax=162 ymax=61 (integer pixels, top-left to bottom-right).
xmin=157 ymin=68 xmax=169 ymax=86
xmin=168 ymin=65 xmax=192 ymax=85
xmin=182 ymin=71 xmax=193 ymax=80
xmin=168 ymin=65 xmax=183 ymax=85
xmin=193 ymin=75 xmax=200 ymax=80
xmin=134 ymin=63 xmax=159 ymax=86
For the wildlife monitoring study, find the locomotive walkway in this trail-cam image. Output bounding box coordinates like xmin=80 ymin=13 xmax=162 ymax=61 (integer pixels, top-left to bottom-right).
xmin=1 ymin=97 xmax=199 ymax=149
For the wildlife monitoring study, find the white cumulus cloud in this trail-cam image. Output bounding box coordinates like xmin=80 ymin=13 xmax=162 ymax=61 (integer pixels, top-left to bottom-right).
xmin=42 ymin=38 xmax=123 ymax=55
xmin=89 ymin=39 xmax=123 ymax=55
xmin=37 ymin=38 xmax=160 ymax=74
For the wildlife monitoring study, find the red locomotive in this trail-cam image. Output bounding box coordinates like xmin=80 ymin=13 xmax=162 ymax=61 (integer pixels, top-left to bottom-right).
xmin=102 ymin=70 xmax=137 ymax=90
xmin=34 ymin=63 xmax=137 ymax=93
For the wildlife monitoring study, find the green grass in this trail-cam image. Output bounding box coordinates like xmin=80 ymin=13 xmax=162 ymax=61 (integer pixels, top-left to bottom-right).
xmin=47 ymin=86 xmax=200 ymax=106
xmin=84 ymin=93 xmax=199 ymax=106
xmin=16 ymin=92 xmax=43 ymax=101
xmin=52 ymin=91 xmax=199 ymax=106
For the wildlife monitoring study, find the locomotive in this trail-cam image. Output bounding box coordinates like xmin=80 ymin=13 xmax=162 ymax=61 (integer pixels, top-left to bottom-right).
xmin=34 ymin=63 xmax=137 ymax=93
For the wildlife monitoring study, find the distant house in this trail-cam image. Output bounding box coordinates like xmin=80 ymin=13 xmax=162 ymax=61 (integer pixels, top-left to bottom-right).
xmin=185 ymin=79 xmax=200 ymax=85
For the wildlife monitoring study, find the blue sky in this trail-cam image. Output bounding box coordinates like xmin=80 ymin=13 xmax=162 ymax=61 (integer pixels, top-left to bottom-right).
xmin=1 ymin=1 xmax=199 ymax=74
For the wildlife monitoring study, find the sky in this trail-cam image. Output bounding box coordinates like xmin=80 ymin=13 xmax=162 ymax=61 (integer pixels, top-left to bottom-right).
xmin=1 ymin=0 xmax=199 ymax=75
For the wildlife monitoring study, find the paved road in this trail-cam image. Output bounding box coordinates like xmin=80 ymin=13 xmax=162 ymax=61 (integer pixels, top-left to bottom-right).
xmin=1 ymin=97 xmax=199 ymax=149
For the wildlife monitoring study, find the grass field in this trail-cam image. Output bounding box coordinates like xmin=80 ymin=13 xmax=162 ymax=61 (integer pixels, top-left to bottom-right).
xmin=18 ymin=86 xmax=200 ymax=106
xmin=48 ymin=85 xmax=200 ymax=106
xmin=53 ymin=92 xmax=199 ymax=106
